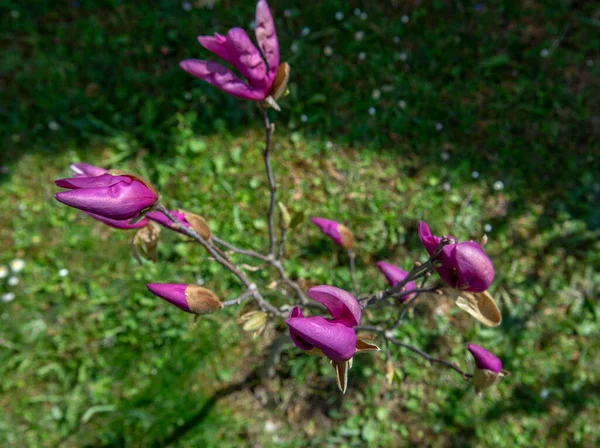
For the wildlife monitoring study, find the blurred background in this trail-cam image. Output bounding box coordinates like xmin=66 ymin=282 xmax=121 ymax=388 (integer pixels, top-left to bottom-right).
xmin=1 ymin=0 xmax=599 ymax=446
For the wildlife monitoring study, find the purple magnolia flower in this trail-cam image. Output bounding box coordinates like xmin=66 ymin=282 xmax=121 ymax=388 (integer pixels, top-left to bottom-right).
xmin=286 ymin=285 xmax=361 ymax=362
xmin=376 ymin=261 xmax=416 ymax=301
xmin=55 ymin=173 xmax=158 ymax=221
xmin=147 ymin=283 xmax=223 ymax=314
xmin=418 ymin=220 xmax=494 ymax=292
xmin=311 ymin=217 xmax=354 ymax=249
xmin=85 ymin=212 xmax=150 ymax=230
xmin=467 ymin=343 xmax=505 ymax=394
xmin=180 ymin=0 xmax=282 ymax=103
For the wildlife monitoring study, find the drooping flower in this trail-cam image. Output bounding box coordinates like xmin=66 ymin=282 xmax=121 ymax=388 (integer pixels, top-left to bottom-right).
xmin=54 ymin=172 xmax=158 ymax=221
xmin=285 ymin=285 xmax=379 ymax=393
xmin=376 ymin=261 xmax=416 ymax=301
xmin=467 ymin=344 xmax=506 ymax=394
xmin=180 ymin=0 xmax=289 ymax=109
xmin=310 ymin=217 xmax=354 ymax=250
xmin=147 ymin=210 xmax=211 ymax=240
xmin=418 ymin=220 xmax=494 ymax=292
xmin=147 ymin=283 xmax=223 ymax=314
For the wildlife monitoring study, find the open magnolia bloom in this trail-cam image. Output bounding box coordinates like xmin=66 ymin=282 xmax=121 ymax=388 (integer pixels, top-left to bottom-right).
xmin=442 ymin=287 xmax=502 ymax=327
xmin=418 ymin=220 xmax=494 ymax=292
xmin=310 ymin=217 xmax=354 ymax=250
xmin=376 ymin=261 xmax=416 ymax=302
xmin=180 ymin=0 xmax=289 ymax=110
xmin=467 ymin=344 xmax=508 ymax=394
xmin=285 ymin=285 xmax=379 ymax=393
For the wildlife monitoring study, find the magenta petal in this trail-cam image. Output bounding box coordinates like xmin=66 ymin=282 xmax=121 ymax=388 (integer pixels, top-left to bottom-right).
xmin=454 ymin=242 xmax=495 ymax=292
xmin=146 ymin=210 xmax=190 ymax=233
xmin=70 ymin=163 xmax=107 ymax=177
xmin=467 ymin=344 xmax=502 ymax=373
xmin=55 ymin=173 xmax=126 ymax=190
xmin=179 ymin=59 xmax=265 ymax=100
xmin=376 ymin=261 xmax=416 ymax=301
xmin=85 ymin=212 xmax=149 ymax=229
xmin=286 ymin=315 xmax=357 ymax=361
xmin=198 ymin=33 xmax=235 ymax=65
xmin=54 ymin=180 xmax=157 ymax=220
xmin=311 ymin=217 xmax=342 ymax=246
xmin=306 ymin=285 xmax=361 ymax=327
xmin=418 ymin=220 xmax=442 ymax=256
xmin=147 ymin=283 xmax=190 ymax=312
xmin=224 ymin=28 xmax=268 ymax=90
xmin=255 ymin=0 xmax=279 ymax=82
xmin=286 ymin=307 xmax=314 ymax=351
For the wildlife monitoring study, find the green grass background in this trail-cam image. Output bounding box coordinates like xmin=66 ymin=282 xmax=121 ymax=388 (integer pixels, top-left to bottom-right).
xmin=1 ymin=0 xmax=599 ymax=446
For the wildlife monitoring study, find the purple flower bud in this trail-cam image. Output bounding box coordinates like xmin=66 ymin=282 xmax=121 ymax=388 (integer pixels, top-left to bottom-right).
xmin=310 ymin=217 xmax=354 ymax=249
xmin=285 ymin=285 xmax=361 ymax=362
xmin=180 ymin=0 xmax=281 ymax=103
xmin=418 ymin=220 xmax=494 ymax=292
xmin=84 ymin=212 xmax=150 ymax=230
xmin=147 ymin=283 xmax=223 ymax=314
xmin=376 ymin=261 xmax=416 ymax=301
xmin=70 ymin=163 xmax=107 ymax=177
xmin=54 ymin=173 xmax=158 ymax=221
xmin=467 ymin=344 xmax=502 ymax=373
xmin=147 ymin=210 xmax=211 ymax=240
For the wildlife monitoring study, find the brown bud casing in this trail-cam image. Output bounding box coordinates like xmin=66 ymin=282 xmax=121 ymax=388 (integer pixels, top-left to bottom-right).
xmin=185 ymin=285 xmax=223 ymax=314
xmin=338 ymin=224 xmax=354 ymax=250
xmin=179 ymin=210 xmax=211 ymax=240
xmin=271 ymin=62 xmax=290 ymax=101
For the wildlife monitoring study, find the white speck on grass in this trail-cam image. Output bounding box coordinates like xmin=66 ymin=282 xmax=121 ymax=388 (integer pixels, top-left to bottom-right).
xmin=249 ymin=20 xmax=256 ymax=30
xmin=368 ymin=107 xmax=376 ymax=116
xmin=371 ymin=89 xmax=381 ymax=100
xmin=393 ymin=36 xmax=400 ymax=44
xmin=540 ymin=389 xmax=549 ymax=399
xmin=323 ymin=46 xmax=333 ymax=56
xmin=358 ymin=52 xmax=366 ymax=61
xmin=540 ymin=48 xmax=549 ymax=58
xmin=586 ymin=59 xmax=594 ymax=67
xmin=18 ymin=203 xmax=27 ymax=211
xmin=493 ymin=180 xmax=504 ymax=191
xmin=264 ymin=421 xmax=278 ymax=433
xmin=283 ymin=9 xmax=291 ymax=17
xmin=8 ymin=277 xmax=19 ymax=286
xmin=0 ymin=266 xmax=8 ymax=279
xmin=441 ymin=151 xmax=451 ymax=161
xmin=182 ymin=2 xmax=192 ymax=11
xmin=335 ymin=12 xmax=344 ymax=21
xmin=184 ymin=92 xmax=192 ymax=101
xmin=472 ymin=171 xmax=480 ymax=179
xmin=443 ymin=182 xmax=451 ymax=191
xmin=301 ymin=27 xmax=310 ymax=36
xmin=354 ymin=8 xmax=361 ymax=16
xmin=10 ymin=259 xmax=25 ymax=273
xmin=436 ymin=122 xmax=444 ymax=131
xmin=2 ymin=292 xmax=15 ymax=303
xmin=398 ymin=100 xmax=407 ymax=109
xmin=58 ymin=268 xmax=69 ymax=277
xmin=300 ymin=114 xmax=308 ymax=123
xmin=48 ymin=121 xmax=60 ymax=131
xmin=360 ymin=12 xmax=368 ymax=20
xmin=484 ymin=223 xmax=493 ymax=232
xmin=399 ymin=52 xmax=408 ymax=61
xmin=290 ymin=42 xmax=298 ymax=53
xmin=401 ymin=15 xmax=410 ymax=24
xmin=326 ymin=141 xmax=334 ymax=150
xmin=354 ymin=31 xmax=364 ymax=41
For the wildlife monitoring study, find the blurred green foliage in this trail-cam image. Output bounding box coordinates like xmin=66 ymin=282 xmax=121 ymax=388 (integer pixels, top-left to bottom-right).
xmin=1 ymin=0 xmax=599 ymax=446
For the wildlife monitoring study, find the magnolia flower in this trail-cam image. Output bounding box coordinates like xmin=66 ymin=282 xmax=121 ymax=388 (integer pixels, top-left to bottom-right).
xmin=55 ymin=172 xmax=158 ymax=221
xmin=286 ymin=285 xmax=379 ymax=393
xmin=85 ymin=212 xmax=150 ymax=230
xmin=418 ymin=220 xmax=494 ymax=292
xmin=147 ymin=210 xmax=211 ymax=240
xmin=180 ymin=0 xmax=289 ymax=109
xmin=467 ymin=344 xmax=506 ymax=394
xmin=147 ymin=283 xmax=223 ymax=314
xmin=376 ymin=261 xmax=416 ymax=301
xmin=310 ymin=217 xmax=354 ymax=250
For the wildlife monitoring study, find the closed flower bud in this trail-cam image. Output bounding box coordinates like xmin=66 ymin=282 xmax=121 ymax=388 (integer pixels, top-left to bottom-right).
xmin=311 ymin=217 xmax=354 ymax=249
xmin=376 ymin=261 xmax=416 ymax=301
xmin=467 ymin=344 xmax=505 ymax=394
xmin=147 ymin=283 xmax=223 ymax=314
xmin=277 ymin=202 xmax=291 ymax=230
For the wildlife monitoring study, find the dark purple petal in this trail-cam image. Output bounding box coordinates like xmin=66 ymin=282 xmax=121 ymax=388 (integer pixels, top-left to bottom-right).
xmin=418 ymin=220 xmax=443 ymax=256
xmin=84 ymin=212 xmax=150 ymax=229
xmin=70 ymin=163 xmax=107 ymax=177
xmin=454 ymin=242 xmax=495 ymax=292
xmin=55 ymin=173 xmax=127 ymax=190
xmin=147 ymin=283 xmax=190 ymax=312
xmin=286 ymin=307 xmax=314 ymax=351
xmin=54 ymin=179 xmax=157 ymax=220
xmin=224 ymin=28 xmax=268 ymax=90
xmin=255 ymin=0 xmax=279 ymax=83
xmin=376 ymin=261 xmax=416 ymax=302
xmin=467 ymin=344 xmax=502 ymax=373
xmin=198 ymin=33 xmax=235 ymax=65
xmin=179 ymin=59 xmax=266 ymax=100
xmin=285 ymin=315 xmax=357 ymax=361
xmin=311 ymin=217 xmax=342 ymax=246
xmin=306 ymin=285 xmax=361 ymax=327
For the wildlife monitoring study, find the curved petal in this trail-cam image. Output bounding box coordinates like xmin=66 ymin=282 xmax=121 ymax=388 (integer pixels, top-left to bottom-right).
xmin=454 ymin=242 xmax=495 ymax=292
xmin=255 ymin=0 xmax=279 ymax=82
xmin=85 ymin=212 xmax=150 ymax=229
xmin=418 ymin=220 xmax=442 ymax=256
xmin=467 ymin=343 xmax=502 ymax=373
xmin=435 ymin=244 xmax=459 ymax=287
xmin=198 ymin=33 xmax=235 ymax=65
xmin=225 ymin=28 xmax=268 ymax=90
xmin=147 ymin=283 xmax=190 ymax=312
xmin=146 ymin=210 xmax=190 ymax=233
xmin=306 ymin=285 xmax=361 ymax=327
xmin=286 ymin=307 xmax=314 ymax=351
xmin=179 ymin=59 xmax=266 ymax=100
xmin=55 ymin=173 xmax=127 ymax=190
xmin=285 ymin=315 xmax=357 ymax=361
xmin=70 ymin=163 xmax=107 ymax=177
xmin=376 ymin=261 xmax=416 ymax=301
xmin=311 ymin=217 xmax=342 ymax=246
xmin=54 ymin=180 xmax=157 ymax=220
